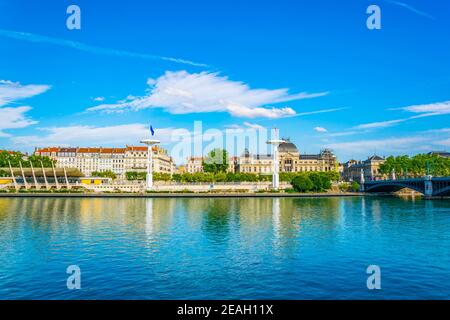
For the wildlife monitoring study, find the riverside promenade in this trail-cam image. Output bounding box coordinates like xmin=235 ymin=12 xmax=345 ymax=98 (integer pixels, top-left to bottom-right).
xmin=0 ymin=192 xmax=362 ymax=198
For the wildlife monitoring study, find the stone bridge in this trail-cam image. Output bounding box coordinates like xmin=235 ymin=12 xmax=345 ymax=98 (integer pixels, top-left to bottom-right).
xmin=364 ymin=176 xmax=450 ymax=197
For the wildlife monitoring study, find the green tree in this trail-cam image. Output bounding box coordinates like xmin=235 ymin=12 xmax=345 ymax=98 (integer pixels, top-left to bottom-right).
xmin=379 ymin=153 xmax=450 ymax=178
xmin=203 ymin=149 xmax=229 ymax=173
xmin=214 ymin=172 xmax=227 ymax=182
xmin=351 ymin=181 xmax=360 ymax=192
xmin=291 ymin=175 xmax=313 ymax=192
xmin=153 ymin=172 xmax=171 ymax=181
xmin=0 ymin=151 xmax=54 ymax=168
xmin=324 ymin=170 xmax=340 ymax=182
xmin=91 ymin=170 xmax=117 ymax=180
xmin=308 ymin=172 xmax=331 ymax=192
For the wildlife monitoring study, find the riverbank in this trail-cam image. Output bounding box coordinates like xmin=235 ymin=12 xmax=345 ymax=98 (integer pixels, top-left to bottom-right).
xmin=0 ymin=192 xmax=364 ymax=198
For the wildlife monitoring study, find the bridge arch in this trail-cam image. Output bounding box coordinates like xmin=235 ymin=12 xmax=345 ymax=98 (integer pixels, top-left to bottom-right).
xmin=365 ymin=182 xmax=425 ymax=195
xmin=433 ymin=185 xmax=450 ymax=197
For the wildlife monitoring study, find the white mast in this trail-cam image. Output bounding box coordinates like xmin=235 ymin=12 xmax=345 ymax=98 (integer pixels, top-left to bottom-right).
xmin=141 ymin=127 xmax=160 ymax=191
xmin=266 ymin=128 xmax=285 ymax=190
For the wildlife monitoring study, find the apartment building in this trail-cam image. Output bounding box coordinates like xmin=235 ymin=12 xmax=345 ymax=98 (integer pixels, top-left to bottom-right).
xmin=35 ymin=145 xmax=174 ymax=178
xmin=124 ymin=146 xmax=174 ymax=174
xmin=186 ymin=156 xmax=204 ymax=173
xmin=342 ymin=155 xmax=385 ymax=182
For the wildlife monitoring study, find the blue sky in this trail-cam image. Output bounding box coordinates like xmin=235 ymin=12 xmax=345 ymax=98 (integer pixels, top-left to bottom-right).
xmin=1 ymin=0 xmax=450 ymax=163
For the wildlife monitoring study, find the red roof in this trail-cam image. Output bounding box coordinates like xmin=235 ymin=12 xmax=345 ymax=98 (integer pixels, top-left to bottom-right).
xmin=35 ymin=147 xmax=59 ymax=153
xmin=126 ymin=146 xmax=148 ymax=152
xmin=0 ymin=150 xmax=16 ymax=154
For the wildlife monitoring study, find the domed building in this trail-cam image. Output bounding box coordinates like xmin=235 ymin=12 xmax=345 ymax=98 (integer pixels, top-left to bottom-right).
xmin=236 ymin=138 xmax=337 ymax=174
xmin=278 ymin=140 xmax=299 ymax=154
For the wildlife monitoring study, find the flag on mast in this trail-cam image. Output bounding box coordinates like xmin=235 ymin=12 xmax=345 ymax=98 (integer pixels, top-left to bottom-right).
xmin=150 ymin=125 xmax=155 ymax=136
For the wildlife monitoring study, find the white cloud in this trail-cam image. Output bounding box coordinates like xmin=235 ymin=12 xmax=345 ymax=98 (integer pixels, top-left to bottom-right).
xmin=0 ymin=80 xmax=50 ymax=107
xmin=226 ymin=122 xmax=266 ymax=130
xmin=92 ymin=96 xmax=105 ymax=102
xmin=314 ymin=126 xmax=328 ymax=133
xmin=354 ymin=100 xmax=450 ymax=130
xmin=401 ymin=101 xmax=450 ymax=115
xmin=0 ymin=80 xmax=50 ymax=136
xmin=327 ymin=136 xmax=430 ymax=155
xmin=327 ymin=130 xmax=359 ymax=137
xmin=0 ymin=106 xmax=37 ymax=136
xmin=355 ymin=119 xmax=406 ymax=129
xmin=11 ymin=124 xmax=175 ymax=147
xmin=0 ymin=29 xmax=207 ymax=67
xmin=243 ymin=122 xmax=265 ymax=130
xmin=425 ymin=128 xmax=450 ymax=133
xmin=437 ymin=138 xmax=450 ymax=147
xmin=384 ymin=0 xmax=434 ymax=19
xmin=87 ymin=71 xmax=328 ymax=119
xmin=227 ymin=104 xmax=295 ymax=119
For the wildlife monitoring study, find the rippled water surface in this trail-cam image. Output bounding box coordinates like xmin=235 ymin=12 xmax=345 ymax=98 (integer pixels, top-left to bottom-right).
xmin=0 ymin=196 xmax=449 ymax=299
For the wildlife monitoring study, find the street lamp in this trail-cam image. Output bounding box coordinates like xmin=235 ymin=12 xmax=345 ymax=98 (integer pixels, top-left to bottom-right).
xmin=140 ymin=138 xmax=160 ymax=191
xmin=267 ymin=128 xmax=285 ymax=190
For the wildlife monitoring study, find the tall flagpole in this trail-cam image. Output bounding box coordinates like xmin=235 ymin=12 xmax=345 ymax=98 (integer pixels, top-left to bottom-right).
xmin=141 ymin=125 xmax=160 ymax=191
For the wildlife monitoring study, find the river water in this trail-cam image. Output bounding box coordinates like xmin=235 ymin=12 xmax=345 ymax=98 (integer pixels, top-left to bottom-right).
xmin=0 ymin=196 xmax=449 ymax=299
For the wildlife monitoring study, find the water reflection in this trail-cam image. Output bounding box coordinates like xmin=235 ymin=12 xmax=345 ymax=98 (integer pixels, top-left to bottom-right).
xmin=1 ymin=196 xmax=450 ymax=299
xmin=201 ymin=199 xmax=232 ymax=243
xmin=272 ymin=198 xmax=281 ymax=244
xmin=145 ymin=198 xmax=153 ymax=236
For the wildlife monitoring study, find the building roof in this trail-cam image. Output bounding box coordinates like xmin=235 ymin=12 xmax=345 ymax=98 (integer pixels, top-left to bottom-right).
xmin=126 ymin=146 xmax=148 ymax=152
xmin=301 ymin=154 xmax=321 ymax=160
xmin=99 ymin=148 xmax=125 ymax=154
xmin=58 ymin=148 xmax=77 ymax=153
xmin=367 ymin=155 xmax=384 ymax=161
xmin=278 ymin=141 xmax=298 ymax=153
xmin=187 ymin=156 xmax=203 ymax=161
xmin=0 ymin=150 xmax=16 ymax=154
xmin=77 ymin=148 xmax=101 ymax=153
xmin=36 ymin=147 xmax=59 ymax=153
xmin=428 ymin=151 xmax=450 ymax=158
xmin=253 ymin=154 xmax=272 ymax=160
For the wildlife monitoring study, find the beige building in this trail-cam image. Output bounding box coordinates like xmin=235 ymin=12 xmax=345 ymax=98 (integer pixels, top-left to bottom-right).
xmin=342 ymin=155 xmax=385 ymax=182
xmin=124 ymin=146 xmax=174 ymax=175
xmin=237 ymin=140 xmax=337 ymax=174
xmin=186 ymin=156 xmax=204 ymax=173
xmin=35 ymin=145 xmax=174 ymax=178
xmin=184 ymin=140 xmax=337 ymax=175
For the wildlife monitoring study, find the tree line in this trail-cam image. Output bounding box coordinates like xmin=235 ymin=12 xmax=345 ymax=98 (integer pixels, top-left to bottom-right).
xmin=379 ymin=154 xmax=450 ymax=177
xmin=0 ymin=151 xmax=55 ymax=177
xmin=125 ymin=170 xmax=340 ymax=191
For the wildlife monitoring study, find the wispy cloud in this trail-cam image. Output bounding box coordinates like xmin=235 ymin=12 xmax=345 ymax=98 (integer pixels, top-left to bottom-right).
xmin=384 ymin=0 xmax=435 ymax=19
xmin=11 ymin=124 xmax=176 ymax=147
xmin=87 ymin=71 xmax=329 ymax=119
xmin=0 ymin=29 xmax=208 ymax=67
xmin=355 ymin=119 xmax=406 ymax=129
xmin=0 ymin=106 xmax=37 ymax=136
xmin=401 ymin=100 xmax=450 ymax=115
xmin=354 ymin=100 xmax=450 ymax=130
xmin=0 ymin=80 xmax=50 ymax=107
xmin=327 ymin=136 xmax=431 ymax=157
xmin=314 ymin=126 xmax=328 ymax=133
xmin=226 ymin=122 xmax=266 ymax=130
xmin=288 ymin=107 xmax=347 ymax=118
xmin=0 ymin=80 xmax=50 ymax=136
xmin=327 ymin=130 xmax=359 ymax=137
xmin=243 ymin=122 xmax=265 ymax=130
xmin=326 ymin=126 xmax=450 ymax=159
